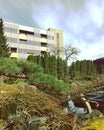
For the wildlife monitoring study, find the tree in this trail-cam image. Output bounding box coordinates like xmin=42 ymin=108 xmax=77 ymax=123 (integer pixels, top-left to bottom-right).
xmin=64 ymin=44 xmax=80 ymax=64
xmin=69 ymin=62 xmax=76 ymax=79
xmin=50 ymin=46 xmax=63 ymax=58
xmin=49 ymin=55 xmax=57 ymax=77
xmin=57 ymin=57 xmax=63 ymax=79
xmin=50 ymin=44 xmax=80 ymax=64
xmin=42 ymin=53 xmax=49 ymax=74
xmin=0 ymin=18 xmax=11 ymax=57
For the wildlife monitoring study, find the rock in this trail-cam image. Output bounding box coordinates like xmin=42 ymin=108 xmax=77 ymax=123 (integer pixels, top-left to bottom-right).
xmin=71 ymin=83 xmax=78 ymax=87
xmin=28 ymin=85 xmax=37 ymax=91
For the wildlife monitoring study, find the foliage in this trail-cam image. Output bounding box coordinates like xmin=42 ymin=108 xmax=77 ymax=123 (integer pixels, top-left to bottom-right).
xmin=0 ymin=18 xmax=11 ymax=57
xmin=50 ymin=55 xmax=57 ymax=77
xmin=28 ymin=72 xmax=70 ymax=96
xmin=69 ymin=76 xmax=104 ymax=98
xmin=27 ymin=54 xmax=69 ymax=81
xmin=15 ymin=59 xmax=43 ymax=77
xmin=0 ymin=58 xmax=21 ymax=76
xmin=64 ymin=44 xmax=80 ymax=63
xmin=0 ymin=57 xmax=43 ymax=76
xmin=0 ymin=57 xmax=69 ymax=96
xmin=57 ymin=57 xmax=64 ymax=80
xmin=69 ymin=60 xmax=96 ymax=79
xmin=49 ymin=44 xmax=80 ymax=64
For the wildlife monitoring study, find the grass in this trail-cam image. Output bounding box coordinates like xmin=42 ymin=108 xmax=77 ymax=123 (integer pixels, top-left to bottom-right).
xmin=80 ymin=117 xmax=104 ymax=130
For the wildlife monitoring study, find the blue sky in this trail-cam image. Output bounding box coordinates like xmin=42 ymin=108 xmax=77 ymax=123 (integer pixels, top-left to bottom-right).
xmin=0 ymin=0 xmax=104 ymax=61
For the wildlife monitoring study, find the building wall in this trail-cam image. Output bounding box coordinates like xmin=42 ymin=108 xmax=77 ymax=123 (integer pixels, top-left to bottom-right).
xmin=4 ymin=21 xmax=63 ymax=59
xmin=48 ymin=28 xmax=64 ymax=59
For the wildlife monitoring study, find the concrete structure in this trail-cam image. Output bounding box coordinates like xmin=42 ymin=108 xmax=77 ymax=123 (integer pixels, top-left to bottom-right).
xmin=48 ymin=28 xmax=64 ymax=59
xmin=4 ymin=21 xmax=64 ymax=59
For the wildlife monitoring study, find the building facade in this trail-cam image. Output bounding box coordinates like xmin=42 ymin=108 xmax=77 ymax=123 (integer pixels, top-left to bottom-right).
xmin=4 ymin=21 xmax=64 ymax=59
xmin=48 ymin=28 xmax=64 ymax=59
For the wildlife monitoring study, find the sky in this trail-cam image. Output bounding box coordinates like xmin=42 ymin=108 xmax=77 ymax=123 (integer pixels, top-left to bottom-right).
xmin=0 ymin=0 xmax=104 ymax=61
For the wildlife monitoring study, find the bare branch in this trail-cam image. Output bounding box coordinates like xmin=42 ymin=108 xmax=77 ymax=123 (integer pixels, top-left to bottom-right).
xmin=50 ymin=44 xmax=80 ymax=63
xmin=64 ymin=44 xmax=80 ymax=63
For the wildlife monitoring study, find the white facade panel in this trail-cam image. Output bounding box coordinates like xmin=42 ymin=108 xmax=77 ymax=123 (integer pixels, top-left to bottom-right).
xmin=40 ymin=29 xmax=47 ymax=34
xmin=18 ymin=44 xmax=40 ymax=50
xmin=19 ymin=25 xmax=34 ymax=32
xmin=4 ymin=32 xmax=18 ymax=38
xmin=4 ymin=21 xmax=18 ymax=28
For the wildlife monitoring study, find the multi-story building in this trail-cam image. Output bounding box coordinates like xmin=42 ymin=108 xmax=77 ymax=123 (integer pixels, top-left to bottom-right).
xmin=48 ymin=28 xmax=64 ymax=59
xmin=4 ymin=21 xmax=64 ymax=59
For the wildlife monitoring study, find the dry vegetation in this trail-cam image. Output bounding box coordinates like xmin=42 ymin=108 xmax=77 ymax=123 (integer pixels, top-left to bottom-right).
xmin=0 ymin=83 xmax=77 ymax=130
xmin=69 ymin=76 xmax=104 ymax=98
xmin=80 ymin=117 xmax=104 ymax=130
xmin=0 ymin=76 xmax=104 ymax=129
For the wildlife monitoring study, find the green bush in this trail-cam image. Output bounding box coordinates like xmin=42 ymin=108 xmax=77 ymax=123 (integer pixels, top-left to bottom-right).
xmin=0 ymin=58 xmax=43 ymax=77
xmin=16 ymin=60 xmax=43 ymax=75
xmin=28 ymin=72 xmax=69 ymax=95
xmin=0 ymin=57 xmax=6 ymax=75
xmin=4 ymin=77 xmax=17 ymax=84
xmin=0 ymin=57 xmax=69 ymax=96
xmin=0 ymin=58 xmax=21 ymax=76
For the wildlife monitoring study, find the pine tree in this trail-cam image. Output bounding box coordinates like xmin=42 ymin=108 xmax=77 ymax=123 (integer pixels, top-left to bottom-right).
xmin=81 ymin=60 xmax=87 ymax=76
xmin=0 ymin=18 xmax=11 ymax=57
xmin=63 ymin=60 xmax=69 ymax=81
xmin=75 ymin=60 xmax=80 ymax=76
xmin=50 ymin=55 xmax=57 ymax=77
xmin=57 ymin=57 xmax=62 ymax=79
xmin=43 ymin=53 xmax=49 ymax=74
xmin=90 ymin=60 xmax=96 ymax=75
xmin=69 ymin=62 xmax=76 ymax=79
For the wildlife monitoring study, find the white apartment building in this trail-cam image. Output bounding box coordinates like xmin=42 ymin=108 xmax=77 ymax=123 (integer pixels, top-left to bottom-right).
xmin=4 ymin=21 xmax=64 ymax=59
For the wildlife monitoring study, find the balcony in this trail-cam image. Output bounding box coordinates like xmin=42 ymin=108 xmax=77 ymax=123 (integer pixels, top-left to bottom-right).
xmin=41 ymin=46 xmax=48 ymax=52
xmin=19 ymin=33 xmax=27 ymax=41
xmin=10 ymin=52 xmax=19 ymax=59
xmin=40 ymin=38 xmax=47 ymax=43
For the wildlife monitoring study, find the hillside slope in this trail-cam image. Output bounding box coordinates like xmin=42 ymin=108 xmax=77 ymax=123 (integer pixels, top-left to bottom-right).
xmin=0 ymin=83 xmax=75 ymax=130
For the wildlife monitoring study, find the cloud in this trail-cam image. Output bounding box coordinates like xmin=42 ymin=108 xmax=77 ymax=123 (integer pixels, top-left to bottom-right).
xmin=0 ymin=0 xmax=104 ymax=60
xmin=86 ymin=0 xmax=104 ymax=28
xmin=32 ymin=5 xmax=59 ymax=29
xmin=78 ymin=42 xmax=104 ymax=60
xmin=65 ymin=0 xmax=104 ymax=43
xmin=0 ymin=0 xmax=39 ymax=27
xmin=32 ymin=0 xmax=86 ymax=29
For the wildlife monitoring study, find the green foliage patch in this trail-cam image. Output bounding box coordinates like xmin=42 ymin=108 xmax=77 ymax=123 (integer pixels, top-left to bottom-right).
xmin=27 ymin=54 xmax=69 ymax=82
xmin=0 ymin=57 xmax=69 ymax=96
xmin=0 ymin=18 xmax=11 ymax=57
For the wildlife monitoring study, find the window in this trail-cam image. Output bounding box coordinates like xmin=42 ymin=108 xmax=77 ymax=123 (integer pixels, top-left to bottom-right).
xmin=11 ymin=47 xmax=17 ymax=53
xmin=19 ymin=38 xmax=27 ymax=41
xmin=41 ymin=34 xmax=47 ymax=38
xmin=19 ymin=30 xmax=34 ymax=35
xmin=41 ymin=42 xmax=47 ymax=47
xmin=57 ymin=33 xmax=59 ymax=39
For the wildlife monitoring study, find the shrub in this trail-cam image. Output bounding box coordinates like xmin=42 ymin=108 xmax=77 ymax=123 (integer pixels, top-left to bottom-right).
xmin=4 ymin=77 xmax=17 ymax=84
xmin=16 ymin=60 xmax=43 ymax=76
xmin=0 ymin=57 xmax=70 ymax=96
xmin=0 ymin=58 xmax=21 ymax=76
xmin=28 ymin=73 xmax=69 ymax=96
